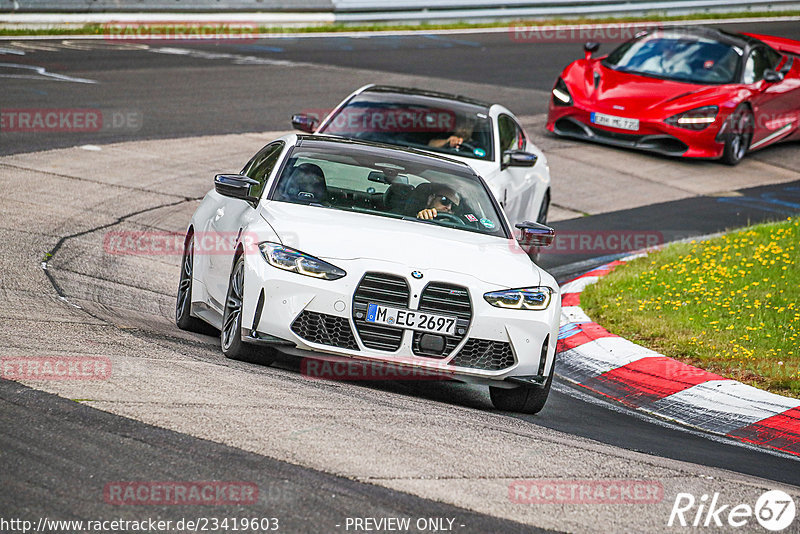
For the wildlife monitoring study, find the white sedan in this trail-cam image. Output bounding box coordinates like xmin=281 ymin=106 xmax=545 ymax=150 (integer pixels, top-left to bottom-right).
xmin=177 ymin=134 xmax=560 ymax=413
xmin=291 ymin=84 xmax=552 ymax=228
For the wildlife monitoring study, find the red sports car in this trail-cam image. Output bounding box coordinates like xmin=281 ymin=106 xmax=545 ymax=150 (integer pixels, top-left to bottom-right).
xmin=546 ymin=26 xmax=800 ymax=164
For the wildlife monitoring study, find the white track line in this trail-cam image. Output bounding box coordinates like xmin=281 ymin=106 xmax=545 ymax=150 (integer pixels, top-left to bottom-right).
xmin=552 ymin=381 xmax=800 ymax=462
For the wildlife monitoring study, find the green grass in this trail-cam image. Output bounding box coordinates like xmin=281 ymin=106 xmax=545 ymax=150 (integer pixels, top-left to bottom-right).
xmin=581 ymin=217 xmax=800 ymax=398
xmin=1 ymin=10 xmax=800 ymax=37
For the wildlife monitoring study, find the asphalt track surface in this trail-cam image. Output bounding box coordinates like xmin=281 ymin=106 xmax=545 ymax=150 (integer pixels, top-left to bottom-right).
xmin=0 ymin=380 xmax=542 ymax=534
xmin=2 ymin=20 xmax=800 ymax=533
xmin=2 ymin=19 xmax=798 ymax=156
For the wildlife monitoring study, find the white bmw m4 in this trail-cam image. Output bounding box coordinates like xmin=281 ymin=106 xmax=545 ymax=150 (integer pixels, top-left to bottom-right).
xmin=292 ymin=85 xmax=552 ymax=229
xmin=177 ymin=134 xmax=560 ymax=413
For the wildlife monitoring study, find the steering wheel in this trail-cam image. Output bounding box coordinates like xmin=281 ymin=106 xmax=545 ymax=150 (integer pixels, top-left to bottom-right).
xmin=456 ymin=141 xmax=477 ymax=153
xmin=434 ymin=212 xmax=466 ymax=226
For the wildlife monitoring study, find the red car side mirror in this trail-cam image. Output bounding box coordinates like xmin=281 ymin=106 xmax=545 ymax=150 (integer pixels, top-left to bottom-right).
xmin=584 ymin=42 xmax=600 ymax=61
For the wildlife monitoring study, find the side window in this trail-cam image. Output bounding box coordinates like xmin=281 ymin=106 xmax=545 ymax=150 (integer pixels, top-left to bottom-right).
xmin=241 ymin=144 xmax=270 ymax=177
xmin=498 ymin=115 xmax=517 ymax=153
xmin=498 ymin=115 xmax=526 ymax=154
xmin=242 ymin=142 xmax=284 ymax=199
xmin=765 ymin=47 xmax=782 ymax=70
xmin=514 ymin=120 xmax=526 ymax=150
xmin=743 ymin=47 xmax=773 ymax=84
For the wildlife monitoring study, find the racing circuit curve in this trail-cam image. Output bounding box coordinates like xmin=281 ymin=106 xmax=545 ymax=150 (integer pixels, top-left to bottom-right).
xmin=2 ymin=19 xmax=800 ymax=533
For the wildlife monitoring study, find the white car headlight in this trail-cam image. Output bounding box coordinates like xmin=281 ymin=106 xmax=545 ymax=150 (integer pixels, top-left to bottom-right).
xmin=259 ymin=243 xmax=346 ymax=280
xmin=483 ymin=287 xmax=553 ymax=310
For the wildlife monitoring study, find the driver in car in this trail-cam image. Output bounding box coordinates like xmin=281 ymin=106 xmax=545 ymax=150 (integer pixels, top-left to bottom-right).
xmin=277 ymin=163 xmax=328 ymax=203
xmin=428 ymin=117 xmax=475 ymax=150
xmin=417 ymin=184 xmax=461 ymax=220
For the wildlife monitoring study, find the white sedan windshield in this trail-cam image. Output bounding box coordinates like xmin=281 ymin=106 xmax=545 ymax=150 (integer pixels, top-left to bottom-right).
xmin=318 ymin=94 xmax=494 ymax=161
xmin=270 ymin=141 xmax=507 ymax=238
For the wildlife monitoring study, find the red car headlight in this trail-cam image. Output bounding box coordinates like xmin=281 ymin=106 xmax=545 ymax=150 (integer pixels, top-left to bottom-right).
xmin=664 ymin=106 xmax=719 ymax=131
xmin=552 ymin=77 xmax=573 ymax=107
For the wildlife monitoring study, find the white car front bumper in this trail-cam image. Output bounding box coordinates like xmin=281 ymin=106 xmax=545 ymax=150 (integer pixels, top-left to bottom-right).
xmin=242 ymin=254 xmax=560 ymax=386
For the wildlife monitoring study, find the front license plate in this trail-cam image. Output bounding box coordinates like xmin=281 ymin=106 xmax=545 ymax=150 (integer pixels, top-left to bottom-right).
xmin=366 ymin=303 xmax=457 ymax=336
xmin=591 ymin=112 xmax=639 ymax=131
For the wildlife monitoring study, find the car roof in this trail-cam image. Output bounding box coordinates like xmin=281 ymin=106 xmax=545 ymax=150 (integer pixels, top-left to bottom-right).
xmin=359 ymin=85 xmax=492 ymax=111
xmin=643 ymin=25 xmax=764 ymax=51
xmin=294 ymin=134 xmax=477 ymax=171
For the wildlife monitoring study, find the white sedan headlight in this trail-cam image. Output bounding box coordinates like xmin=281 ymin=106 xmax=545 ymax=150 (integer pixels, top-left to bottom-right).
xmin=259 ymin=242 xmax=346 ymax=280
xmin=483 ymin=287 xmax=553 ymax=310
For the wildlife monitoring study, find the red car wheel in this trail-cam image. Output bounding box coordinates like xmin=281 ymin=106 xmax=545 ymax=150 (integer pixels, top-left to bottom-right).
xmin=722 ymin=105 xmax=754 ymax=166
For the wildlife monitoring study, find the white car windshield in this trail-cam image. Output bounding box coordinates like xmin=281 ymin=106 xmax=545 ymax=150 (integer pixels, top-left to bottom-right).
xmin=269 ymin=140 xmax=508 ymax=238
xmin=317 ymin=92 xmax=494 ymax=161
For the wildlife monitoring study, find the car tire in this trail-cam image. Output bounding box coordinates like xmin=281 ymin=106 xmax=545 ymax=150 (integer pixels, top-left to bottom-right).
xmin=721 ymin=105 xmax=753 ymax=166
xmin=489 ymin=361 xmax=554 ymax=414
xmin=176 ymin=232 xmax=216 ymax=334
xmin=221 ymin=255 xmax=274 ymax=365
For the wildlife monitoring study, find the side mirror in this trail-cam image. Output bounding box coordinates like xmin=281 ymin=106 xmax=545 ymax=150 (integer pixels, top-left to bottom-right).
xmin=291 ymin=113 xmax=319 ymax=133
xmin=584 ymin=41 xmax=600 ymax=60
xmin=502 ymin=150 xmax=538 ymax=170
xmin=214 ymin=174 xmax=260 ymax=203
xmin=515 ymin=221 xmax=555 ymax=248
xmin=764 ymin=69 xmax=784 ymax=83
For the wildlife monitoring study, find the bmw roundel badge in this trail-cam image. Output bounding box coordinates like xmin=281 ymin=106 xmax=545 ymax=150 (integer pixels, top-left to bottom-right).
xmin=411 ymin=271 xmax=423 ymax=279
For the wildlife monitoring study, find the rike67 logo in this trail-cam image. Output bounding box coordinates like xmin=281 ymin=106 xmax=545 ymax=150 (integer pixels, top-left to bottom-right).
xmin=669 ymin=490 xmax=796 ymax=531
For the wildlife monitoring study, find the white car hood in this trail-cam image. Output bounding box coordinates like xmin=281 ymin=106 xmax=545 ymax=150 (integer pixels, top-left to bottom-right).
xmin=260 ymin=201 xmax=541 ymax=288
xmin=446 ymin=156 xmax=497 ymax=181
xmin=439 ymin=156 xmax=502 ymax=198
xmin=448 ymin=156 xmax=495 ymax=173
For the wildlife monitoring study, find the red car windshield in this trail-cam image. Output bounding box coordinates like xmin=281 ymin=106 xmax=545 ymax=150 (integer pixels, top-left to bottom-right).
xmin=604 ymin=32 xmax=743 ymax=84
